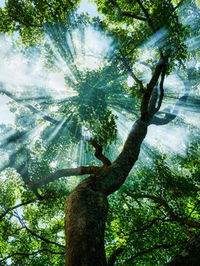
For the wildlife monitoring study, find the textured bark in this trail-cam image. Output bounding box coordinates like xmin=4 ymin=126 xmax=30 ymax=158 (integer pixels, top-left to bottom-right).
xmin=65 ymin=176 xmax=108 ymax=266
xmin=65 ymin=119 xmax=148 ymax=265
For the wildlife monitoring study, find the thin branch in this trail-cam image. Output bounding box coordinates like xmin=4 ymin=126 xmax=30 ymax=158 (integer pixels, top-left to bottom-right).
xmin=154 ymin=65 xmax=167 ymax=113
xmin=140 ymin=58 xmax=165 ymax=121
xmin=15 ymin=214 xmax=65 ymax=249
xmin=107 ymin=247 xmax=125 ymax=266
xmin=8 ymin=13 xmax=43 ymax=28
xmin=123 ymin=217 xmax=166 ymax=236
xmin=188 ymin=200 xmax=200 ymax=218
xmin=150 ymin=94 xmax=188 ymax=126
xmin=118 ymin=49 xmax=144 ymax=91
xmin=174 ymin=0 xmax=186 ymax=11
xmin=29 ymin=166 xmax=102 ymax=189
xmin=128 ymin=193 xmax=200 ymax=228
xmin=121 ymin=11 xmax=146 ymax=21
xmin=0 ymin=87 xmax=58 ymax=124
xmin=135 ymin=0 xmax=165 ymax=58
xmin=112 ymin=0 xmax=146 ymax=21
xmin=125 ymin=243 xmax=176 ymax=263
xmin=0 ymin=249 xmax=65 ymax=263
xmin=89 ymin=139 xmax=111 ymax=167
xmin=136 ymin=0 xmax=157 ymax=33
xmin=0 ymin=198 xmax=37 ymax=221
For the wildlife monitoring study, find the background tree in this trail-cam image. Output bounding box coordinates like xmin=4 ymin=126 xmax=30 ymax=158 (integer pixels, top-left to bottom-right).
xmin=0 ymin=0 xmax=200 ymax=265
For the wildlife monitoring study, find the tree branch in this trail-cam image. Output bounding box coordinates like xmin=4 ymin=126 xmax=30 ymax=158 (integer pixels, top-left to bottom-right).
xmin=135 ymin=0 xmax=157 ymax=33
xmin=123 ymin=217 xmax=167 ymax=236
xmin=150 ymin=94 xmax=188 ymax=126
xmin=0 ymin=249 xmax=65 ymax=263
xmin=94 ymin=118 xmax=148 ymax=195
xmin=129 ymin=193 xmax=200 ymax=228
xmin=111 ymin=0 xmax=146 ymax=22
xmin=118 ymin=49 xmax=144 ymax=91
xmin=0 ymin=86 xmax=58 ymax=124
xmin=125 ymin=243 xmax=176 ymax=263
xmin=15 ymin=214 xmax=65 ymax=249
xmin=140 ymin=58 xmax=165 ymax=121
xmin=0 ymin=198 xmax=37 ymax=221
xmin=120 ymin=11 xmax=146 ymax=21
xmin=8 ymin=13 xmax=43 ymax=28
xmin=107 ymin=247 xmax=125 ymax=266
xmin=89 ymin=139 xmax=111 ymax=167
xmin=174 ymin=0 xmax=186 ymax=11
xmin=154 ymin=64 xmax=167 ymax=113
xmin=29 ymin=166 xmax=102 ymax=189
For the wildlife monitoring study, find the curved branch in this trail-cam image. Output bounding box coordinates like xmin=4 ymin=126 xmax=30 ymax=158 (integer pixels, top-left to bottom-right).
xmin=129 ymin=193 xmax=200 ymax=228
xmin=118 ymin=49 xmax=144 ymax=91
xmin=150 ymin=94 xmax=188 ymax=126
xmin=141 ymin=59 xmax=165 ymax=121
xmin=123 ymin=217 xmax=167 ymax=236
xmin=0 ymin=198 xmax=37 ymax=221
xmin=7 ymin=13 xmax=43 ymax=28
xmin=125 ymin=243 xmax=176 ymax=264
xmin=89 ymin=139 xmax=111 ymax=167
xmin=15 ymin=214 xmax=65 ymax=249
xmin=30 ymin=166 xmax=102 ymax=189
xmin=94 ymin=118 xmax=148 ymax=195
xmin=136 ymin=0 xmax=157 ymax=33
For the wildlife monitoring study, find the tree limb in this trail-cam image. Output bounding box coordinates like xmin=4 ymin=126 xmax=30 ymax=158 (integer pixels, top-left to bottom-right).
xmin=0 ymin=86 xmax=58 ymax=124
xmin=140 ymin=58 xmax=165 ymax=121
xmin=120 ymin=11 xmax=146 ymax=21
xmin=89 ymin=139 xmax=111 ymax=167
xmin=29 ymin=166 xmax=102 ymax=189
xmin=107 ymin=247 xmax=125 ymax=266
xmin=125 ymin=243 xmax=176 ymax=264
xmin=0 ymin=249 xmax=65 ymax=263
xmin=7 ymin=13 xmax=43 ymax=28
xmin=154 ymin=64 xmax=167 ymax=113
xmin=118 ymin=49 xmax=144 ymax=91
xmin=123 ymin=217 xmax=167 ymax=236
xmin=15 ymin=214 xmax=65 ymax=249
xmin=0 ymin=198 xmax=37 ymax=221
xmin=174 ymin=0 xmax=186 ymax=11
xmin=110 ymin=0 xmax=146 ymax=22
xmin=129 ymin=193 xmax=200 ymax=228
xmin=135 ymin=0 xmax=157 ymax=33
xmin=150 ymin=94 xmax=188 ymax=126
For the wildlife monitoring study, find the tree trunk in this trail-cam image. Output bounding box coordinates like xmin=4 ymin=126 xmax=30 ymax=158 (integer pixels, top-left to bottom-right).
xmin=65 ymin=119 xmax=148 ymax=265
xmin=65 ymin=176 xmax=108 ymax=266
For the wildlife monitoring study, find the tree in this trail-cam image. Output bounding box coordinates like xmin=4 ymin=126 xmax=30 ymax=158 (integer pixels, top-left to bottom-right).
xmin=0 ymin=0 xmax=200 ymax=265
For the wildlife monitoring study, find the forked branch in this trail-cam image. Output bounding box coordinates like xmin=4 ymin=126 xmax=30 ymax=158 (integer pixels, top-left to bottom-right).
xmin=89 ymin=139 xmax=111 ymax=167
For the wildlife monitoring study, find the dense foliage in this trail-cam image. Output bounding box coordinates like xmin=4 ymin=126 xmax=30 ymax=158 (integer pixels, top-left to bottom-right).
xmin=0 ymin=0 xmax=200 ymax=265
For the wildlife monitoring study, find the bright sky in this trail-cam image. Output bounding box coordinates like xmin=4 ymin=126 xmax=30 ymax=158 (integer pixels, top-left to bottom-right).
xmin=0 ymin=0 xmax=100 ymax=125
xmin=78 ymin=0 xmax=100 ymax=17
xmin=0 ymin=0 xmax=5 ymax=8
